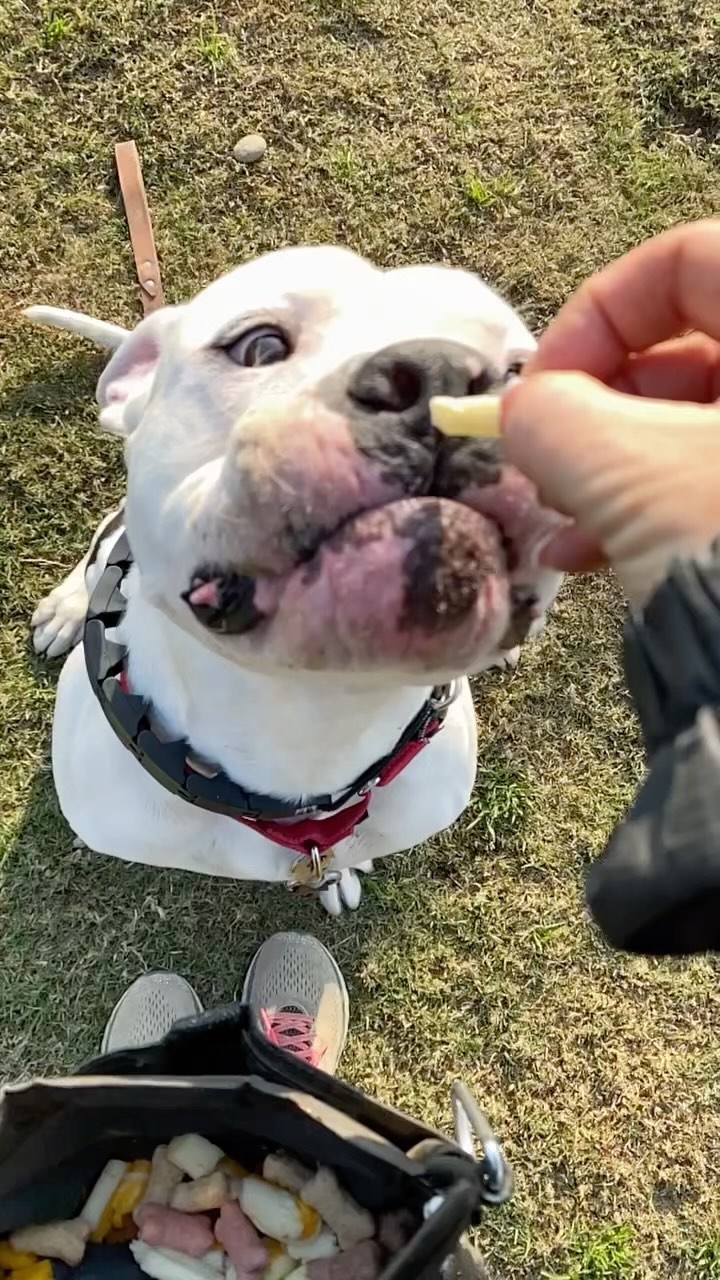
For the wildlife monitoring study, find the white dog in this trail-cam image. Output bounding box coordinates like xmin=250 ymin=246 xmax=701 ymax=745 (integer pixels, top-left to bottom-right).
xmin=28 ymin=246 xmax=563 ymax=914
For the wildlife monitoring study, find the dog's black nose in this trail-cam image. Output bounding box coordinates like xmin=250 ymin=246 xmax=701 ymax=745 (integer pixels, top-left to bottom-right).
xmin=347 ymin=340 xmax=492 ymax=419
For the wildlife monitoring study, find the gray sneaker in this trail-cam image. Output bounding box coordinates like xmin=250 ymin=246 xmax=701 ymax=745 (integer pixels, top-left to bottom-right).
xmin=241 ymin=933 xmax=349 ymax=1074
xmin=101 ymin=971 xmax=204 ymax=1054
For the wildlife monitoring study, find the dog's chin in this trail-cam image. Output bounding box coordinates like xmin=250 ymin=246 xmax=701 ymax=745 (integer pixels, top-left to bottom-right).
xmin=182 ymin=496 xmax=521 ymax=675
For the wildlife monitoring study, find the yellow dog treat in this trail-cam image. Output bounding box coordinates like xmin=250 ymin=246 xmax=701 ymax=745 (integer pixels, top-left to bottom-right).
xmin=0 ymin=1246 xmax=38 ymax=1270
xmin=429 ymin=395 xmax=502 ymax=438
xmin=13 ymin=1262 xmax=53 ymax=1280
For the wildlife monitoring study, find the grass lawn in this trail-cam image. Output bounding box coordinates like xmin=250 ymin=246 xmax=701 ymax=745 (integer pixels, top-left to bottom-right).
xmin=2 ymin=0 xmax=720 ymax=1275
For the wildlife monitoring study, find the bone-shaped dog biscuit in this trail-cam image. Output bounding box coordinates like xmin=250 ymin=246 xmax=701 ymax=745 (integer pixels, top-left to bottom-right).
xmin=300 ymin=1169 xmax=374 ymax=1251
xmin=135 ymin=1147 xmax=185 ymax=1220
xmin=167 ymin=1136 xmax=225 ymax=1181
xmin=170 ymin=1173 xmax=228 ymax=1213
xmin=214 ymin=1201 xmax=268 ymax=1276
xmin=287 ymin=1229 xmax=338 ymax=1262
xmin=298 ymin=1241 xmax=383 ymax=1280
xmin=136 ymin=1206 xmax=214 ymax=1257
xmin=429 ymin=395 xmax=502 ymax=438
xmin=262 ymin=1153 xmax=313 ymax=1195
xmin=236 ymin=1177 xmax=320 ymax=1244
xmin=80 ymin=1159 xmax=128 ymax=1234
xmin=10 ymin=1220 xmax=90 ymax=1267
xmin=131 ymin=1241 xmax=220 ymax=1280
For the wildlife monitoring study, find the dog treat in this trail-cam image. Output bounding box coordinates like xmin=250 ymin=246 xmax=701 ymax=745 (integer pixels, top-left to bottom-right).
xmin=303 ymin=1241 xmax=382 ymax=1280
xmin=10 ymin=1220 xmax=90 ymax=1267
xmin=9 ymin=1262 xmax=53 ymax=1280
xmin=377 ymin=1209 xmax=416 ymax=1254
xmin=0 ymin=1244 xmax=39 ymax=1269
xmin=94 ymin=1162 xmax=152 ymax=1240
xmin=131 ymin=1242 xmax=220 ymax=1280
xmin=136 ymin=1206 xmax=214 ymax=1258
xmin=237 ymin=1179 xmax=320 ymax=1245
xmin=170 ymin=1173 xmax=228 ymax=1214
xmin=4 ymin=1141 xmax=395 ymax=1280
xmin=214 ymin=1201 xmax=268 ymax=1276
xmin=429 ymin=394 xmax=502 ymax=438
xmin=262 ymin=1155 xmax=313 ymax=1196
xmin=135 ymin=1147 xmax=185 ymax=1219
xmin=256 ymin=1240 xmax=297 ymax=1280
xmin=287 ymin=1230 xmax=338 ymax=1262
xmin=167 ymin=1137 xmax=225 ymax=1181
xmin=217 ymin=1157 xmax=249 ymax=1180
xmin=301 ymin=1170 xmax=374 ymax=1251
xmin=81 ymin=1160 xmax=129 ymax=1233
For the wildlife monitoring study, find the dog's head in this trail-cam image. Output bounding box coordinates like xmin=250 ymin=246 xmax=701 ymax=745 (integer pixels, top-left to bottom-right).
xmin=98 ymin=246 xmax=564 ymax=681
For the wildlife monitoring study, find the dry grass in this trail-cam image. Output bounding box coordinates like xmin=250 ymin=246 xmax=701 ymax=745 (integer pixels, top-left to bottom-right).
xmin=2 ymin=0 xmax=720 ymax=1275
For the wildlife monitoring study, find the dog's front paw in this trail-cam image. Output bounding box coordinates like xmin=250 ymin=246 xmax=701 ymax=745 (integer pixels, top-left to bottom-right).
xmin=320 ymin=863 xmax=373 ymax=916
xmin=32 ymin=577 xmax=88 ymax=658
xmin=492 ymin=645 xmax=521 ymax=672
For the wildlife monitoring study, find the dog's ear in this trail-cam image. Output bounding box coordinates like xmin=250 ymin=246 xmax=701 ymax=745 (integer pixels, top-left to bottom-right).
xmin=97 ymin=306 xmax=180 ymax=436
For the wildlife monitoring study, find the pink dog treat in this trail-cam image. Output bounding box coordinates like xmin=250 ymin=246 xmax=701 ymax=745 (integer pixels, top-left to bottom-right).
xmin=301 ymin=1170 xmax=374 ymax=1251
xmin=170 ymin=1173 xmax=228 ymax=1214
xmin=215 ymin=1201 xmax=268 ymax=1275
xmin=136 ymin=1205 xmax=214 ymax=1258
xmin=305 ymin=1241 xmax=383 ymax=1280
xmin=135 ymin=1147 xmax=185 ymax=1220
xmin=262 ymin=1154 xmax=313 ymax=1196
xmin=378 ymin=1209 xmax=415 ymax=1254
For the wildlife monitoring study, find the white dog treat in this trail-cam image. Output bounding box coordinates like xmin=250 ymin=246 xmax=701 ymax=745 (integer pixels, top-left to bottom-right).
xmin=304 ymin=1241 xmax=382 ymax=1280
xmin=429 ymin=394 xmax=502 ymax=438
xmin=11 ymin=1219 xmax=90 ymax=1266
xmin=167 ymin=1136 xmax=225 ymax=1180
xmin=237 ymin=1177 xmax=320 ymax=1244
xmin=135 ymin=1147 xmax=185 ymax=1219
xmin=287 ymin=1230 xmax=338 ymax=1262
xmin=170 ymin=1173 xmax=228 ymax=1213
xmin=80 ymin=1159 xmax=128 ymax=1230
xmin=131 ymin=1241 xmax=220 ymax=1280
xmin=262 ymin=1154 xmax=313 ymax=1195
xmin=301 ymin=1170 xmax=374 ymax=1251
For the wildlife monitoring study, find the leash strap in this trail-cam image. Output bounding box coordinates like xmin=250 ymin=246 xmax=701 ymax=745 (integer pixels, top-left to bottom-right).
xmin=115 ymin=140 xmax=164 ymax=315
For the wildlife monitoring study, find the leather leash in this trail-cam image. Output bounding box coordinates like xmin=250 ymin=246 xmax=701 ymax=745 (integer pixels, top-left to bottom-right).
xmin=115 ymin=140 xmax=164 ymax=314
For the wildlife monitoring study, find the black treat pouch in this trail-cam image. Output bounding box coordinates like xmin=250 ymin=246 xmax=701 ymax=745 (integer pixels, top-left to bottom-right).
xmin=0 ymin=1005 xmax=510 ymax=1280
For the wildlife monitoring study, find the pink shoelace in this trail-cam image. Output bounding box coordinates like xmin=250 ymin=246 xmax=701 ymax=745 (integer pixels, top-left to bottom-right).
xmin=260 ymin=1008 xmax=322 ymax=1067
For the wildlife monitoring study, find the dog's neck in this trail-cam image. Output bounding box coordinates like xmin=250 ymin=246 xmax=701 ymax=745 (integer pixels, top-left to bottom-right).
xmin=119 ymin=578 xmax=431 ymax=800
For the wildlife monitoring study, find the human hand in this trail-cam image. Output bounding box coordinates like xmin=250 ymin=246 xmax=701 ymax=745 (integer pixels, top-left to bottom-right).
xmin=501 ymin=220 xmax=720 ymax=605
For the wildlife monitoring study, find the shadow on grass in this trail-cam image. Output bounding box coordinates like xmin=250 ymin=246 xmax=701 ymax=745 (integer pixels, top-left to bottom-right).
xmin=1 ymin=705 xmax=432 ymax=1088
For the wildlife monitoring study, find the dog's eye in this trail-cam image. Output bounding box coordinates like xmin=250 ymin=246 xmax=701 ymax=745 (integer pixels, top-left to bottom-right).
xmin=224 ymin=325 xmax=291 ymax=368
xmin=505 ymin=359 xmax=525 ymax=381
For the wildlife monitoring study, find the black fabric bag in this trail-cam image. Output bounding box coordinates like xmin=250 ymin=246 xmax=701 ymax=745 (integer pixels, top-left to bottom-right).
xmin=0 ymin=1006 xmax=510 ymax=1280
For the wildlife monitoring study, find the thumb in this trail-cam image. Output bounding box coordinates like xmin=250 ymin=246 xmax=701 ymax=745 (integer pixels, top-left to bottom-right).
xmin=502 ymin=371 xmax=720 ymax=603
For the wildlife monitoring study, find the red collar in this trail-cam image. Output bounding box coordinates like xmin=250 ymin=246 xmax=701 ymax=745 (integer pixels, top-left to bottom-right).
xmin=118 ymin=670 xmax=449 ymax=858
xmin=235 ymin=722 xmax=443 ymax=855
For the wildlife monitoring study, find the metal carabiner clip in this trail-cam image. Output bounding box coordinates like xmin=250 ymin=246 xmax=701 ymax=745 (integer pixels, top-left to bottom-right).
xmin=451 ymin=1082 xmax=513 ymax=1206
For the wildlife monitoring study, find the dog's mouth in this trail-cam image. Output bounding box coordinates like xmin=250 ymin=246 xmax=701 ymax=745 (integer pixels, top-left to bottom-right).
xmin=181 ymin=444 xmax=562 ymax=673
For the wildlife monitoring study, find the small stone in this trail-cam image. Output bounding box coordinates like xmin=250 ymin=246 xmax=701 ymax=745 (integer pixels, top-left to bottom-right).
xmin=233 ymin=133 xmax=267 ymax=164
